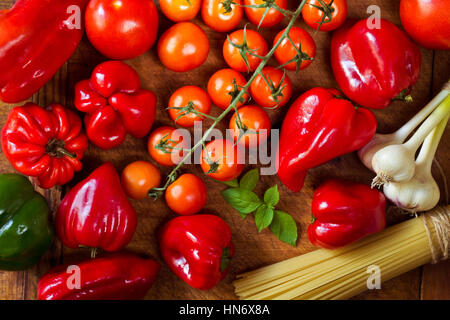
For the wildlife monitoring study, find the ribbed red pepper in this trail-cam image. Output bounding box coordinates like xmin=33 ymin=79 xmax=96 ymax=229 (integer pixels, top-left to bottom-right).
xmin=1 ymin=103 xmax=88 ymax=189
xmin=56 ymin=163 xmax=137 ymax=252
xmin=308 ymin=179 xmax=386 ymax=249
xmin=37 ymin=252 xmax=160 ymax=300
xmin=74 ymin=61 xmax=157 ymax=149
xmin=0 ymin=0 xmax=89 ymax=103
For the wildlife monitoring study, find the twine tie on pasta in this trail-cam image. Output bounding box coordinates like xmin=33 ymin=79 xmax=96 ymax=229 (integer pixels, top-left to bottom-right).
xmin=422 ymin=206 xmax=450 ymax=263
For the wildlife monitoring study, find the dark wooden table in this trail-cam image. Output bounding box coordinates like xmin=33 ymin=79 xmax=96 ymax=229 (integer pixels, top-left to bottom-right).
xmin=0 ymin=0 xmax=449 ymax=300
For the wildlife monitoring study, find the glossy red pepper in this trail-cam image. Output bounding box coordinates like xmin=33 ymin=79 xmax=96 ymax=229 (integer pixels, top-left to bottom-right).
xmin=0 ymin=0 xmax=89 ymax=103
xmin=1 ymin=103 xmax=88 ymax=189
xmin=37 ymin=252 xmax=160 ymax=300
xmin=331 ymin=18 xmax=421 ymax=109
xmin=308 ymin=179 xmax=386 ymax=249
xmin=55 ymin=163 xmax=137 ymax=252
xmin=74 ymin=61 xmax=157 ymax=149
xmin=159 ymin=214 xmax=234 ymax=290
xmin=277 ymin=87 xmax=377 ymax=193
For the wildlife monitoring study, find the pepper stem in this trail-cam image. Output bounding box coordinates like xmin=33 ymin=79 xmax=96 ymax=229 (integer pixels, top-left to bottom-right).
xmin=46 ymin=139 xmax=77 ymax=158
xmin=220 ymin=247 xmax=232 ymax=272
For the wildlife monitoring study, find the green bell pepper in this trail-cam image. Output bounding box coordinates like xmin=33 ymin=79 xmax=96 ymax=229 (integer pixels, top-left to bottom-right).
xmin=0 ymin=174 xmax=53 ymax=270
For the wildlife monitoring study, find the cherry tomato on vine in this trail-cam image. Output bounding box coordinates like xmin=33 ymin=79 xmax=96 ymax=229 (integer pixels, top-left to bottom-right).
xmin=301 ymin=0 xmax=348 ymax=32
xmin=165 ymin=173 xmax=207 ymax=215
xmin=121 ymin=161 xmax=161 ymax=200
xmin=244 ymin=0 xmax=287 ymax=28
xmin=274 ymin=27 xmax=316 ymax=71
xmin=201 ymin=139 xmax=244 ymax=181
xmin=207 ymin=69 xmax=249 ymax=110
xmin=249 ymin=66 xmax=292 ymax=109
xmin=400 ymin=0 xmax=450 ymax=50
xmin=202 ymin=0 xmax=243 ymax=32
xmin=157 ymin=22 xmax=210 ymax=72
xmin=168 ymin=86 xmax=212 ymax=128
xmin=229 ymin=105 xmax=271 ymax=148
xmin=148 ymin=126 xmax=186 ymax=166
xmin=223 ymin=28 xmax=268 ymax=72
xmin=160 ymin=0 xmax=201 ymax=22
xmin=85 ymin=0 xmax=159 ymax=60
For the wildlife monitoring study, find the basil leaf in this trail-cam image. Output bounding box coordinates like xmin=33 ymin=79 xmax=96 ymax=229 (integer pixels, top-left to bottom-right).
xmin=221 ymin=188 xmax=262 ymax=217
xmin=218 ymin=178 xmax=239 ymax=188
xmin=255 ymin=204 xmax=274 ymax=232
xmin=269 ymin=210 xmax=298 ymax=247
xmin=239 ymin=168 xmax=259 ymax=191
xmin=264 ymin=185 xmax=279 ymax=207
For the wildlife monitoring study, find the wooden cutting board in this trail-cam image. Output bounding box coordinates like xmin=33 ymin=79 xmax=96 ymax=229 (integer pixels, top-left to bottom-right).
xmin=0 ymin=0 xmax=449 ymax=300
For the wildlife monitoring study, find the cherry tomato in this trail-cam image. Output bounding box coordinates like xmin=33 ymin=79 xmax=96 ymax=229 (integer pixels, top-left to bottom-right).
xmin=229 ymin=105 xmax=271 ymax=148
xmin=85 ymin=0 xmax=159 ymax=60
xmin=165 ymin=173 xmax=207 ymax=215
xmin=244 ymin=0 xmax=287 ymax=28
xmin=121 ymin=161 xmax=161 ymax=200
xmin=157 ymin=22 xmax=210 ymax=72
xmin=249 ymin=66 xmax=292 ymax=109
xmin=274 ymin=27 xmax=316 ymax=71
xmin=400 ymin=0 xmax=450 ymax=50
xmin=301 ymin=0 xmax=347 ymax=32
xmin=148 ymin=126 xmax=186 ymax=166
xmin=202 ymin=0 xmax=243 ymax=32
xmin=160 ymin=0 xmax=201 ymax=22
xmin=223 ymin=28 xmax=268 ymax=72
xmin=201 ymin=139 xmax=244 ymax=181
xmin=168 ymin=86 xmax=212 ymax=127
xmin=207 ymin=69 xmax=249 ymax=110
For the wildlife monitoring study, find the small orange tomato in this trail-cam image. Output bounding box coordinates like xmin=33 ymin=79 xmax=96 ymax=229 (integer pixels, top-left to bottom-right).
xmin=249 ymin=66 xmax=292 ymax=109
xmin=207 ymin=69 xmax=248 ymax=110
xmin=168 ymin=86 xmax=212 ymax=127
xmin=157 ymin=22 xmax=210 ymax=72
xmin=201 ymin=139 xmax=244 ymax=181
xmin=202 ymin=0 xmax=243 ymax=32
xmin=160 ymin=0 xmax=202 ymax=22
xmin=229 ymin=105 xmax=271 ymax=148
xmin=244 ymin=0 xmax=287 ymax=28
xmin=147 ymin=126 xmax=186 ymax=166
xmin=223 ymin=28 xmax=268 ymax=72
xmin=121 ymin=161 xmax=161 ymax=200
xmin=302 ymin=0 xmax=348 ymax=32
xmin=274 ymin=27 xmax=316 ymax=71
xmin=165 ymin=173 xmax=207 ymax=215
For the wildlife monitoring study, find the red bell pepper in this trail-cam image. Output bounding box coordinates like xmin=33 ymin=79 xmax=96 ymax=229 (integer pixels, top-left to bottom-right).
xmin=308 ymin=179 xmax=386 ymax=249
xmin=277 ymin=87 xmax=377 ymax=193
xmin=1 ymin=103 xmax=88 ymax=189
xmin=159 ymin=214 xmax=234 ymax=290
xmin=331 ymin=18 xmax=421 ymax=109
xmin=37 ymin=252 xmax=160 ymax=300
xmin=55 ymin=163 xmax=137 ymax=252
xmin=0 ymin=0 xmax=89 ymax=103
xmin=74 ymin=61 xmax=157 ymax=149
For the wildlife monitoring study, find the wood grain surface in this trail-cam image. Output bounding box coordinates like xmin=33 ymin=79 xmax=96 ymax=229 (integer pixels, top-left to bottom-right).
xmin=0 ymin=0 xmax=449 ymax=300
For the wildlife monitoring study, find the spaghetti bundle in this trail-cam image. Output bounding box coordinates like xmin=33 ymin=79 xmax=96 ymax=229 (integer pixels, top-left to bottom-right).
xmin=234 ymin=206 xmax=449 ymax=300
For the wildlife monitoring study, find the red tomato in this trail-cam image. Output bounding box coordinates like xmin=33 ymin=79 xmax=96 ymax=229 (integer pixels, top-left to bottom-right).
xmin=302 ymin=0 xmax=347 ymax=32
xmin=223 ymin=28 xmax=268 ymax=72
xmin=202 ymin=0 xmax=243 ymax=32
xmin=121 ymin=161 xmax=161 ymax=200
xmin=274 ymin=27 xmax=316 ymax=71
xmin=249 ymin=66 xmax=292 ymax=109
xmin=160 ymin=0 xmax=201 ymax=22
xmin=400 ymin=0 xmax=450 ymax=50
xmin=147 ymin=126 xmax=186 ymax=166
xmin=157 ymin=22 xmax=210 ymax=72
xmin=207 ymin=69 xmax=249 ymax=110
xmin=168 ymin=86 xmax=212 ymax=127
xmin=85 ymin=0 xmax=159 ymax=60
xmin=201 ymin=139 xmax=244 ymax=181
xmin=165 ymin=173 xmax=207 ymax=215
xmin=244 ymin=0 xmax=287 ymax=28
xmin=229 ymin=105 xmax=271 ymax=148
